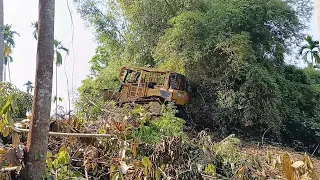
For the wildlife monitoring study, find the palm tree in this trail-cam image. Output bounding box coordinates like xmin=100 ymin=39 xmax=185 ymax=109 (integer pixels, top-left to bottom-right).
xmin=31 ymin=22 xmax=69 ymax=119
xmin=54 ymin=40 xmax=69 ymax=120
xmin=31 ymin=21 xmax=38 ymax=40
xmin=24 ymin=80 xmax=34 ymax=94
xmin=4 ymin=24 xmax=19 ymax=83
xmin=54 ymin=40 xmax=69 ymax=65
xmin=299 ymin=35 xmax=320 ymax=67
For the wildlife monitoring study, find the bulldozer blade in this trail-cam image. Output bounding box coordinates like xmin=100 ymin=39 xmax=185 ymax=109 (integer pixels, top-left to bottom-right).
xmin=101 ymin=89 xmax=121 ymax=102
xmin=142 ymin=101 xmax=163 ymax=116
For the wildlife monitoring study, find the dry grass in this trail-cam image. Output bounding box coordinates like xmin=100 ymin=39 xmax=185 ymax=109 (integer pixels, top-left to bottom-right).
xmin=241 ymin=142 xmax=320 ymax=175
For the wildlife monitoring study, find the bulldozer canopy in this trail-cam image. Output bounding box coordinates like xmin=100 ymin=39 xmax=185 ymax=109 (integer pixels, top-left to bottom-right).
xmin=118 ymin=66 xmax=187 ymax=91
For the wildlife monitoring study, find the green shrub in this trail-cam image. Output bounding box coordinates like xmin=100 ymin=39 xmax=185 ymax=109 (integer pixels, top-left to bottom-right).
xmin=75 ymin=58 xmax=137 ymax=121
xmin=133 ymin=103 xmax=186 ymax=144
xmin=0 ymin=82 xmax=32 ymax=119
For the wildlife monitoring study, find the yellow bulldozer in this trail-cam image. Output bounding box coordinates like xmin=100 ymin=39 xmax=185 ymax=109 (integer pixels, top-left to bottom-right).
xmin=102 ymin=66 xmax=190 ymax=114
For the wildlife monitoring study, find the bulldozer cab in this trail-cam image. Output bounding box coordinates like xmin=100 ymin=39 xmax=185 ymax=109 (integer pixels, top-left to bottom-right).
xmin=168 ymin=73 xmax=187 ymax=91
xmin=117 ymin=66 xmax=189 ymax=106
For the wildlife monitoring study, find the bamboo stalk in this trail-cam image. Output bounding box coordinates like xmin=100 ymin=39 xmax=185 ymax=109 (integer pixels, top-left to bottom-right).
xmin=0 ymin=166 xmax=21 ymax=172
xmin=10 ymin=126 xmax=112 ymax=138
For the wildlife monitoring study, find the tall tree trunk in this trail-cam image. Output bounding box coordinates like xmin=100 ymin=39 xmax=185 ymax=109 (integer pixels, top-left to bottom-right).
xmin=0 ymin=0 xmax=3 ymax=82
xmin=317 ymin=0 xmax=320 ymax=45
xmin=56 ymin=62 xmax=58 ymax=122
xmin=7 ymin=62 xmax=10 ymax=83
xmin=64 ymin=65 xmax=71 ymax=121
xmin=3 ymin=63 xmax=5 ymax=82
xmin=23 ymin=0 xmax=55 ymax=179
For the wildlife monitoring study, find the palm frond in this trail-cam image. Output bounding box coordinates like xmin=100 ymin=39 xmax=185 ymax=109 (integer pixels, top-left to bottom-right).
xmin=304 ymin=35 xmax=319 ymax=49
xmin=3 ymin=24 xmax=19 ymax=49
xmin=31 ymin=21 xmax=38 ymax=40
xmin=4 ymin=44 xmax=11 ymax=57
xmin=31 ymin=21 xmax=38 ymax=29
xmin=33 ymin=32 xmax=38 ymax=40
xmin=4 ymin=56 xmax=12 ymax=65
xmin=56 ymin=51 xmax=63 ymax=65
xmin=8 ymin=56 xmax=13 ymax=63
xmin=305 ymin=35 xmax=313 ymax=44
xmin=11 ymin=31 xmax=19 ymax=36
xmin=312 ymin=51 xmax=320 ymax=64
xmin=302 ymin=51 xmax=309 ymax=63
xmin=59 ymin=46 xmax=69 ymax=54
xmin=24 ymin=81 xmax=33 ymax=86
xmin=299 ymin=45 xmax=309 ymax=55
xmin=54 ymin=40 xmax=61 ymax=48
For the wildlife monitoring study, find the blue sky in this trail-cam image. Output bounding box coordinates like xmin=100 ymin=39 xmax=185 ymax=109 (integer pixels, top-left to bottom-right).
xmin=3 ymin=0 xmax=319 ymax=114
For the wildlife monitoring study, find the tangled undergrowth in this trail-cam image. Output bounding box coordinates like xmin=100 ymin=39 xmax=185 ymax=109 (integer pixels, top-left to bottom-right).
xmin=0 ymin=102 xmax=318 ymax=179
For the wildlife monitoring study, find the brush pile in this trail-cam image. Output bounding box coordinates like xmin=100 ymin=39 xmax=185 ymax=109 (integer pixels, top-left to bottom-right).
xmin=0 ymin=102 xmax=319 ymax=180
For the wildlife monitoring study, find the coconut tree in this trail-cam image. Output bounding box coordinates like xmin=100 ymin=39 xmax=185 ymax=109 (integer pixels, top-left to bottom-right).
xmin=299 ymin=35 xmax=320 ymax=67
xmin=24 ymin=81 xmax=34 ymax=94
xmin=53 ymin=40 xmax=69 ymax=119
xmin=3 ymin=54 xmax=12 ymax=82
xmin=3 ymin=24 xmax=19 ymax=83
xmin=31 ymin=21 xmax=38 ymax=40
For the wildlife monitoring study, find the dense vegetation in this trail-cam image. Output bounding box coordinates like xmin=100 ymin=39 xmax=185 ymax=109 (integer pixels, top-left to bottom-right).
xmin=74 ymin=0 xmax=320 ymax=152
xmin=0 ymin=82 xmax=32 ymax=119
xmin=1 ymin=0 xmax=320 ymax=179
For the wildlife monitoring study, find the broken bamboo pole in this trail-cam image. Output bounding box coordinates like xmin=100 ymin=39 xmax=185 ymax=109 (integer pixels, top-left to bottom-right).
xmin=10 ymin=126 xmax=112 ymax=138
